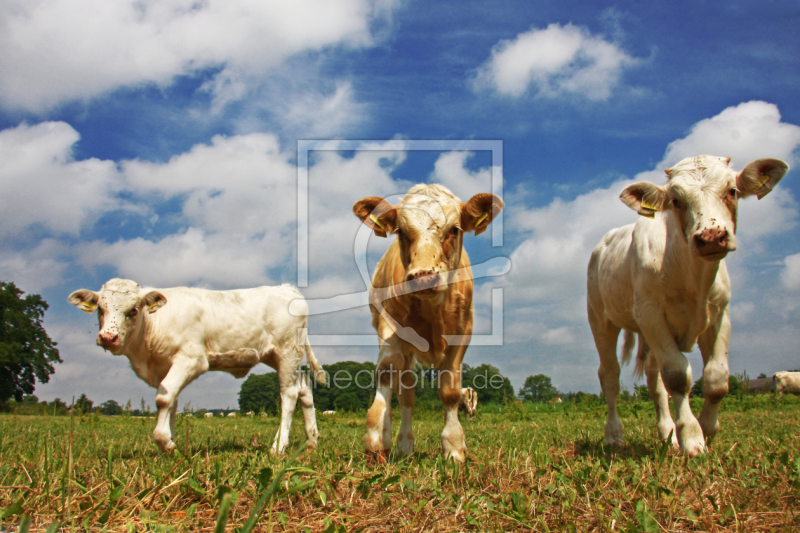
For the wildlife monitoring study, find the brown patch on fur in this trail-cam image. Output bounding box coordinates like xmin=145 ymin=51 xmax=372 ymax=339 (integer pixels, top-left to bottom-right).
xmin=661 ymin=369 xmax=690 ymax=395
xmin=366 ymin=400 xmax=386 ymax=429
xmin=440 ymin=387 xmax=462 ymax=408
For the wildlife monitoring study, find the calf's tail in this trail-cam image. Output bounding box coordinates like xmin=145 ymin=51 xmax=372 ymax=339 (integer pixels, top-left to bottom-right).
xmin=620 ymin=329 xmax=636 ymax=367
xmin=304 ymin=337 xmax=327 ymax=386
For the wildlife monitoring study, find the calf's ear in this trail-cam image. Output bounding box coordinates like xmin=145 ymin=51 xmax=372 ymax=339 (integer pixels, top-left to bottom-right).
xmin=142 ymin=291 xmax=167 ymax=313
xmin=352 ymin=197 xmax=397 ymax=237
xmin=620 ymin=182 xmax=667 ymax=218
xmin=737 ymin=158 xmax=789 ymax=199
xmin=68 ymin=289 xmax=99 ymax=313
xmin=461 ymin=193 xmax=504 ymax=235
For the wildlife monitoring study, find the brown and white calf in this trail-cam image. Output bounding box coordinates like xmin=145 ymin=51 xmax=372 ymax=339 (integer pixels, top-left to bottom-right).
xmin=459 ymin=387 xmax=478 ymax=420
xmin=353 ymin=184 xmax=503 ymax=462
xmin=774 ymin=371 xmax=800 ymax=395
xmin=69 ymin=278 xmax=326 ymax=454
xmin=587 ymin=155 xmax=788 ymax=457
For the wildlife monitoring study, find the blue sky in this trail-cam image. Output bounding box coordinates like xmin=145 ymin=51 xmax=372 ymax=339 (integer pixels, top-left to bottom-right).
xmin=1 ymin=0 xmax=799 ymax=409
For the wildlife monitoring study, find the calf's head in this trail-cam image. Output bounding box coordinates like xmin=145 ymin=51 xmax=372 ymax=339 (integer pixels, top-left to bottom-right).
xmin=353 ymin=184 xmax=503 ymax=298
xmin=68 ymin=278 xmax=167 ymax=353
xmin=621 ymin=155 xmax=789 ymax=261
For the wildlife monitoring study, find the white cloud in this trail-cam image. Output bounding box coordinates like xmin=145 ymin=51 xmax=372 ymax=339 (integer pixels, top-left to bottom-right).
xmin=271 ymin=81 xmax=369 ymax=139
xmin=0 ymin=122 xmax=121 ymax=238
xmin=473 ymin=23 xmax=638 ymax=100
xmin=659 ymin=101 xmax=800 ymax=169
xmin=427 ymin=151 xmax=493 ymax=201
xmin=123 ymin=132 xmax=298 ymax=235
xmin=0 ymin=240 xmax=70 ymax=293
xmin=77 ymin=228 xmax=290 ymax=289
xmin=782 ymin=253 xmax=800 ymax=291
xmin=0 ymin=0 xmax=400 ymax=112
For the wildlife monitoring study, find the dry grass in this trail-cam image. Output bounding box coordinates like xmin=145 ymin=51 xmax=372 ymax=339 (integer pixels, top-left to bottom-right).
xmin=1 ymin=394 xmax=798 ymax=532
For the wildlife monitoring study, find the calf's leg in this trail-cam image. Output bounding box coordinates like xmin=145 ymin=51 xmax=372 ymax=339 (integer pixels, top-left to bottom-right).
xmin=365 ymin=349 xmax=402 ymax=461
xmin=589 ymin=318 xmax=624 ymax=446
xmin=296 ymin=371 xmax=319 ymax=450
xmin=153 ymin=356 xmax=205 ymax=453
xmin=642 ymin=341 xmax=677 ymax=446
xmin=638 ymin=311 xmax=705 ymax=457
xmin=438 ymin=357 xmax=466 ymax=462
xmin=395 ymin=361 xmax=416 ymax=456
xmin=697 ymin=308 xmax=731 ymax=444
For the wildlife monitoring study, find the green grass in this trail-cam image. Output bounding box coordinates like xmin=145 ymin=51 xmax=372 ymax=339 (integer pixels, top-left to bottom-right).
xmin=1 ymin=394 xmax=799 ymax=532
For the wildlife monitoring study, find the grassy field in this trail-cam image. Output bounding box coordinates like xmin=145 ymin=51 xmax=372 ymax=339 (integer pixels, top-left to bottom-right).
xmin=1 ymin=394 xmax=799 ymax=532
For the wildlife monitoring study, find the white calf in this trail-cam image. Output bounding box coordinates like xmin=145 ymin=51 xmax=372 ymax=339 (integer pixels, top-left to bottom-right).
xmin=588 ymin=156 xmax=788 ymax=457
xmin=69 ymin=278 xmax=327 ymax=454
xmin=774 ymin=372 xmax=800 ymax=395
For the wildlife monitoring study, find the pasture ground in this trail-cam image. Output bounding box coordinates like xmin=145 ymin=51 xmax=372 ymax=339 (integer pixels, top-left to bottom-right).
xmin=1 ymin=394 xmax=799 ymax=532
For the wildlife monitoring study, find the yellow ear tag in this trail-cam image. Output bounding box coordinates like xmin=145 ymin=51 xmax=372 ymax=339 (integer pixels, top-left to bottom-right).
xmin=369 ymin=214 xmax=387 ymax=237
xmin=80 ymin=302 xmax=97 ymax=313
xmin=474 ymin=213 xmax=488 ymax=236
xmin=640 ymin=200 xmax=660 ymax=212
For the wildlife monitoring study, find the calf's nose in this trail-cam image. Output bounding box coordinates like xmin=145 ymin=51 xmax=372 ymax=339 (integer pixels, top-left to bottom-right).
xmin=405 ymin=270 xmax=441 ymax=293
xmin=98 ymin=331 xmax=119 ymax=346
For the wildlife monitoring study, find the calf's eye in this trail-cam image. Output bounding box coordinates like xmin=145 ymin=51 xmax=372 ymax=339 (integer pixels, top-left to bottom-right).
xmin=671 ymin=198 xmax=682 ymax=209
xmin=727 ymin=188 xmax=738 ymax=200
xmin=127 ymin=308 xmax=139 ymax=319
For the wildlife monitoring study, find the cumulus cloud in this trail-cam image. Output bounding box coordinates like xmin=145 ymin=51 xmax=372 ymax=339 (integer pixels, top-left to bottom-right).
xmin=0 ymin=0 xmax=399 ymax=112
xmin=658 ymin=101 xmax=800 ymax=169
xmin=782 ymin=253 xmax=800 ymax=291
xmin=428 ymin=151 xmax=493 ymax=201
xmin=472 ymin=23 xmax=638 ymax=100
xmin=0 ymin=122 xmax=121 ymax=238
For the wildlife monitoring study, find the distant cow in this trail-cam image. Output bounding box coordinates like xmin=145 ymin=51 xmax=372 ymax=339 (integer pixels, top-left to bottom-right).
xmin=245 ymin=411 xmax=254 ymax=417
xmin=774 ymin=372 xmax=800 ymax=395
xmin=459 ymin=388 xmax=478 ymax=420
xmin=588 ymin=155 xmax=788 ymax=457
xmin=227 ymin=412 xmax=237 ymax=418
xmin=69 ymin=278 xmax=327 ymax=454
xmin=353 ymin=183 xmax=503 ymax=462
xmin=204 ymin=412 xmax=214 ymax=418
xmin=322 ymin=410 xmax=336 ymax=415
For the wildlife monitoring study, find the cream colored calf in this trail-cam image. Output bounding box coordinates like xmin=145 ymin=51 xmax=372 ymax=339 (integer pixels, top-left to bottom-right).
xmin=69 ymin=278 xmax=326 ymax=454
xmin=588 ymin=155 xmax=788 ymax=457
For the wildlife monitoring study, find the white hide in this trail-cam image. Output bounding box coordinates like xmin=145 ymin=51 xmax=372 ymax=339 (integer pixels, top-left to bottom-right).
xmin=588 ymin=155 xmax=789 ymax=458
xmin=69 ymin=278 xmax=325 ymax=455
xmin=774 ymin=371 xmax=800 ymax=395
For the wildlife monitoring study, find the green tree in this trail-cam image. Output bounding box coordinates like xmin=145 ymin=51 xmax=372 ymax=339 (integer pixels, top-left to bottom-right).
xmin=0 ymin=281 xmax=61 ymax=402
xmin=99 ymin=399 xmax=122 ymax=415
xmin=313 ymin=361 xmax=376 ymax=411
xmin=333 ymin=391 xmax=361 ymax=412
xmin=519 ymin=374 xmax=558 ymax=403
xmin=75 ymin=394 xmax=93 ymax=414
xmin=239 ymin=372 xmax=282 ymax=414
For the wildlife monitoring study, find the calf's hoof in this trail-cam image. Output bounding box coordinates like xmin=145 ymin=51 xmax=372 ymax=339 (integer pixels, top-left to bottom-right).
xmin=681 ymin=438 xmax=706 ymax=459
xmin=366 ymin=449 xmax=390 ymax=465
xmin=156 ymin=439 xmax=177 ymax=454
xmin=444 ymin=448 xmax=466 ymax=463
